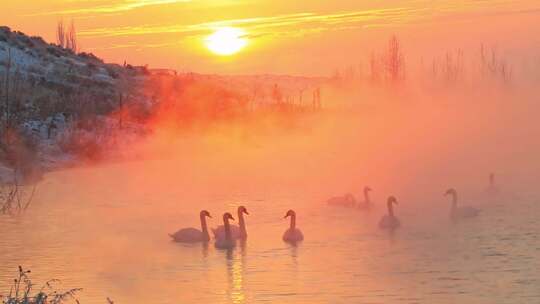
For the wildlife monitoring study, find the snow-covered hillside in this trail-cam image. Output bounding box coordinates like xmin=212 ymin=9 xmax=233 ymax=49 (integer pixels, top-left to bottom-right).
xmin=0 ymin=26 xmax=153 ymax=181
xmin=0 ymin=26 xmax=328 ymax=183
xmin=0 ymin=26 xmax=151 ymax=104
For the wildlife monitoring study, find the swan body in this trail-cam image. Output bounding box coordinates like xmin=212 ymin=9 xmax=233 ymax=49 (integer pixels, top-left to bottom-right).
xmin=379 ymin=196 xmax=400 ymax=230
xmin=213 ymin=225 xmax=240 ymax=239
xmin=379 ymin=215 xmax=401 ymax=229
xmin=214 ymin=236 xmax=236 ymax=249
xmin=212 ymin=206 xmax=249 ymax=240
xmin=327 ymin=193 xmax=356 ymax=207
xmin=452 ymin=206 xmax=480 ymax=219
xmin=283 ymin=228 xmax=304 ymax=243
xmin=445 ymin=188 xmax=480 ymax=220
xmin=215 ymin=212 xmax=236 ymax=249
xmin=169 ymin=210 xmax=211 ymax=243
xmin=357 ymin=186 xmax=372 ymax=210
xmin=282 ymin=210 xmax=304 ymax=243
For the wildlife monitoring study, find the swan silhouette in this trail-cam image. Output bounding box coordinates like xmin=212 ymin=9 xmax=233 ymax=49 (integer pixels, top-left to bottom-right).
xmin=213 ymin=206 xmax=249 ymax=240
xmin=282 ymin=209 xmax=304 ymax=244
xmin=378 ymin=196 xmax=400 ymax=230
xmin=357 ymin=186 xmax=372 ymax=210
xmin=485 ymin=173 xmax=500 ymax=195
xmin=169 ymin=210 xmax=212 ymax=243
xmin=445 ymin=188 xmax=480 ymax=219
xmin=327 ymin=193 xmax=356 ymax=207
xmin=215 ymin=212 xmax=236 ymax=249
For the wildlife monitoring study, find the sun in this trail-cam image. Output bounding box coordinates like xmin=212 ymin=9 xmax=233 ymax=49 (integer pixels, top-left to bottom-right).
xmin=205 ymin=27 xmax=248 ymax=56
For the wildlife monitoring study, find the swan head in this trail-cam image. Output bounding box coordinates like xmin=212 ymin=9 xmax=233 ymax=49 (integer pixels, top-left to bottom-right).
xmin=444 ymin=188 xmax=457 ymax=196
xmin=238 ymin=206 xmax=249 ymax=215
xmin=364 ymin=186 xmax=372 ymax=192
xmin=387 ymin=196 xmax=398 ymax=205
xmin=284 ymin=209 xmax=296 ymax=218
xmin=223 ymin=212 xmax=235 ymax=221
xmin=200 ymin=210 xmax=212 ymax=218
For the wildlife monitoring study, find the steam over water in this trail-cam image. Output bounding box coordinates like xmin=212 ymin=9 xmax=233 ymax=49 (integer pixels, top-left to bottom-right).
xmin=2 ymin=86 xmax=540 ymax=303
xmin=1 ymin=162 xmax=539 ymax=303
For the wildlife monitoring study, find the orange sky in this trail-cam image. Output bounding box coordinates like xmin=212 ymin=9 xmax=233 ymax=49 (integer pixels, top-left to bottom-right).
xmin=2 ymin=0 xmax=540 ymax=75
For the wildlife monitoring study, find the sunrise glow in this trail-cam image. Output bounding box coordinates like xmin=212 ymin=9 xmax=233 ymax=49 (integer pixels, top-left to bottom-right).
xmin=1 ymin=1 xmax=540 ymax=304
xmin=205 ymin=27 xmax=248 ymax=56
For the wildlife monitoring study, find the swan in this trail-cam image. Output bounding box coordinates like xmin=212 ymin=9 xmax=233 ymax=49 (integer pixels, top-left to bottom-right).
xmin=378 ymin=196 xmax=400 ymax=230
xmin=212 ymin=206 xmax=249 ymax=240
xmin=215 ymin=212 xmax=236 ymax=249
xmin=282 ymin=209 xmax=304 ymax=244
xmin=357 ymin=186 xmax=372 ymax=210
xmin=485 ymin=173 xmax=500 ymax=195
xmin=327 ymin=193 xmax=356 ymax=207
xmin=169 ymin=210 xmax=212 ymax=243
xmin=445 ymin=188 xmax=480 ymax=219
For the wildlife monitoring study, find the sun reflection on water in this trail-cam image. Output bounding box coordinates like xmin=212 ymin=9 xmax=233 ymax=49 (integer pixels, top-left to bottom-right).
xmin=226 ymin=249 xmax=245 ymax=304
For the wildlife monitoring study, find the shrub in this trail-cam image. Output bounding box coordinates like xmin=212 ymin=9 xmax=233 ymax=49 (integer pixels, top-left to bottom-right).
xmin=0 ymin=266 xmax=82 ymax=304
xmin=46 ymin=46 xmax=62 ymax=58
xmin=57 ymin=128 xmax=103 ymax=161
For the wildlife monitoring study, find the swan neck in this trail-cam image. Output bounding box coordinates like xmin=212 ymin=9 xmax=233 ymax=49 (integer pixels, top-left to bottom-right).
xmin=224 ymin=218 xmax=232 ymax=240
xmin=289 ymin=214 xmax=296 ymax=230
xmin=200 ymin=215 xmax=209 ymax=240
xmin=364 ymin=190 xmax=370 ymax=203
xmin=387 ymin=202 xmax=394 ymax=217
xmin=238 ymin=211 xmax=247 ymax=236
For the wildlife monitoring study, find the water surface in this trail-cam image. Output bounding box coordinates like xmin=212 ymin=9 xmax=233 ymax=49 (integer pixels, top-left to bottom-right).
xmin=1 ymin=162 xmax=539 ymax=303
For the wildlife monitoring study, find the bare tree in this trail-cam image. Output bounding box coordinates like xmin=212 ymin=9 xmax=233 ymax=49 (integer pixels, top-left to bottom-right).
xmin=479 ymin=44 xmax=512 ymax=84
xmin=432 ymin=49 xmax=465 ymax=85
xmin=369 ymin=52 xmax=380 ymax=82
xmin=250 ymin=82 xmax=262 ymax=111
xmin=56 ymin=19 xmax=78 ymax=52
xmin=384 ymin=35 xmax=405 ymax=82
xmin=56 ymin=20 xmax=65 ymax=48
xmin=66 ymin=20 xmax=78 ymax=53
xmin=500 ymin=61 xmax=512 ymax=84
xmin=272 ymin=83 xmax=282 ymax=104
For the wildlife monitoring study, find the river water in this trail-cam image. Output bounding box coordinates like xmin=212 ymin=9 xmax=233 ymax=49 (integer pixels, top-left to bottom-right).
xmin=1 ymin=160 xmax=539 ymax=304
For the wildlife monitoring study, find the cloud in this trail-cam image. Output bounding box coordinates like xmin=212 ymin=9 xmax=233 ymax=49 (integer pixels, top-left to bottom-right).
xmin=79 ymin=7 xmax=421 ymax=38
xmin=78 ymin=1 xmax=540 ymax=39
xmin=29 ymin=0 xmax=192 ymax=15
xmin=77 ymin=0 xmax=540 ymax=52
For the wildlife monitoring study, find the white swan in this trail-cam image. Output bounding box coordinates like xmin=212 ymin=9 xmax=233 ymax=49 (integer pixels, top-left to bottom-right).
xmin=212 ymin=206 xmax=249 ymax=240
xmin=445 ymin=188 xmax=480 ymax=219
xmin=378 ymin=196 xmax=400 ymax=230
xmin=485 ymin=173 xmax=500 ymax=195
xmin=357 ymin=186 xmax=372 ymax=210
xmin=282 ymin=209 xmax=304 ymax=244
xmin=169 ymin=210 xmax=212 ymax=243
xmin=327 ymin=193 xmax=356 ymax=207
xmin=215 ymin=212 xmax=236 ymax=249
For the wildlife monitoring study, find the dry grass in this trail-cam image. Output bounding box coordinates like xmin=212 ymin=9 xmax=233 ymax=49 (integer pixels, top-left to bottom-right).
xmin=0 ymin=266 xmax=82 ymax=304
xmin=0 ymin=176 xmax=37 ymax=215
